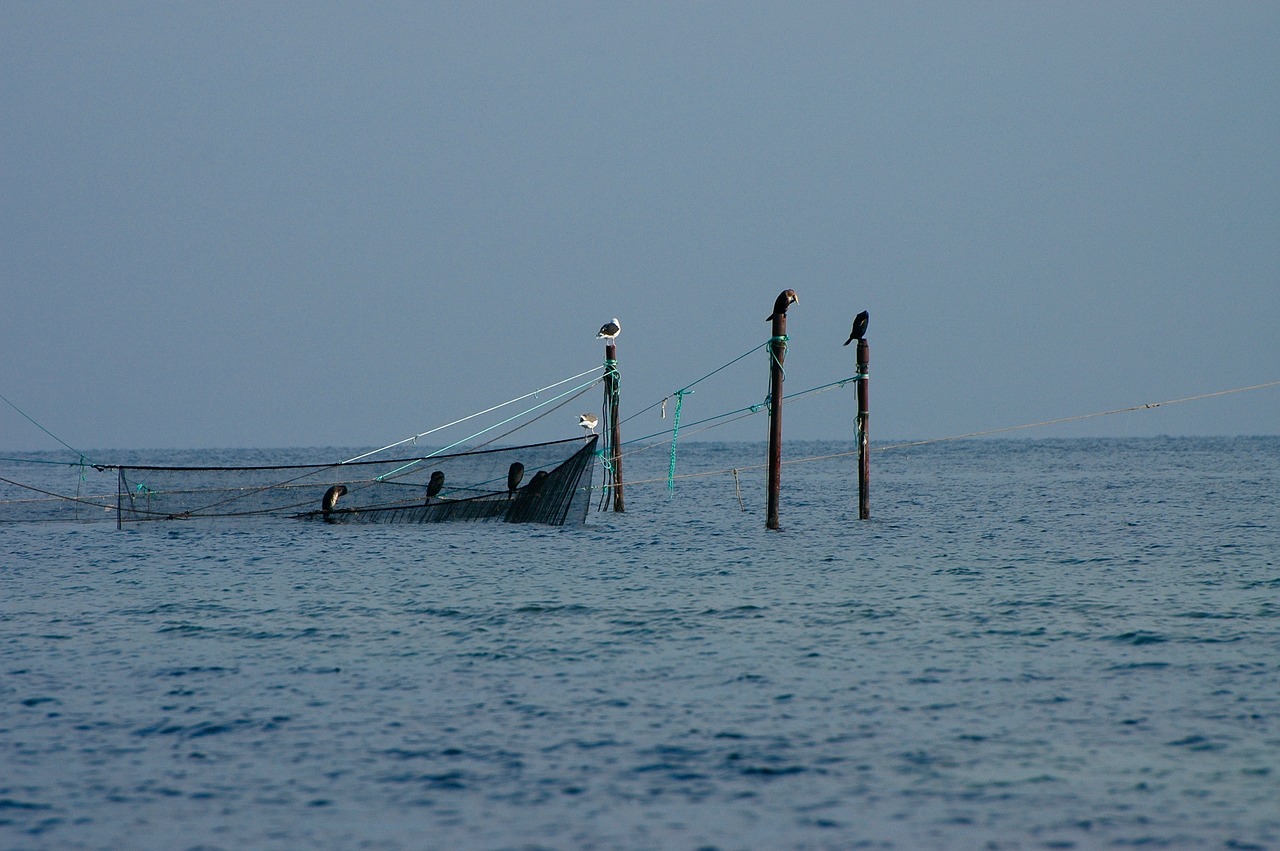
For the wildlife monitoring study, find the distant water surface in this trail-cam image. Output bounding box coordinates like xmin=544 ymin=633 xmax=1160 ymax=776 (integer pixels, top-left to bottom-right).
xmin=2 ymin=437 xmax=1278 ymax=849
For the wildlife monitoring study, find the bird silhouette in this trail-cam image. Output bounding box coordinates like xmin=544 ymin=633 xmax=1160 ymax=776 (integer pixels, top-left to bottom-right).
xmin=322 ymin=484 xmax=348 ymax=521
xmin=424 ymin=470 xmax=445 ymax=505
xmin=525 ymin=470 xmax=549 ymax=493
xmin=322 ymin=484 xmax=347 ymax=512
xmin=766 ymin=289 xmax=798 ymax=320
xmin=507 ymin=462 xmax=525 ymax=499
xmin=843 ymin=310 xmax=869 ymax=346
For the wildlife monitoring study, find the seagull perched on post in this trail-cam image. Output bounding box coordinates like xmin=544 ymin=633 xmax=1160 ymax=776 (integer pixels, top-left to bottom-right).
xmin=578 ymin=413 xmax=599 ymax=434
xmin=596 ymin=318 xmax=621 ymax=342
xmin=843 ymin=310 xmax=869 ymax=346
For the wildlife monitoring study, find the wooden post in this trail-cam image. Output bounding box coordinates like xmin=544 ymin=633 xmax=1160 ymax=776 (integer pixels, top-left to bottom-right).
xmin=605 ymin=343 xmax=624 ymax=512
xmin=856 ymin=338 xmax=870 ymax=520
xmin=766 ymin=291 xmax=794 ymax=530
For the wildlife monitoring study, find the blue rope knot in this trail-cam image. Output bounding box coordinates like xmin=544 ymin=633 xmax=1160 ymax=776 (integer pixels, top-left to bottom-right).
xmin=604 ymin=359 xmax=620 ymax=407
xmin=767 ymin=335 xmax=788 ymax=379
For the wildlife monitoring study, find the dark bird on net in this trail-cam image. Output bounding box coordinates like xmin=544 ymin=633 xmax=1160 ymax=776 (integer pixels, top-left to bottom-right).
xmin=425 ymin=470 xmax=445 ymax=505
xmin=507 ymin=462 xmax=525 ymax=499
xmin=524 ymin=470 xmax=549 ymax=494
xmin=596 ymin=318 xmax=621 ymax=342
xmin=843 ymin=310 xmax=869 ymax=346
xmin=322 ymin=484 xmax=348 ymax=520
xmin=766 ymin=289 xmax=798 ymax=320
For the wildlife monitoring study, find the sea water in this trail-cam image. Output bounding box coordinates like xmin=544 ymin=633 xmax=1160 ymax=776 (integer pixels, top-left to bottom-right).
xmin=2 ymin=438 xmax=1278 ymax=850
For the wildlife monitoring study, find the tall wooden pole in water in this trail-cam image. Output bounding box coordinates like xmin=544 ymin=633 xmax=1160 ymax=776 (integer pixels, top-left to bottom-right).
xmin=856 ymin=337 xmax=870 ymax=520
xmin=766 ymin=289 xmax=796 ymax=530
xmin=605 ymin=343 xmax=624 ymax=512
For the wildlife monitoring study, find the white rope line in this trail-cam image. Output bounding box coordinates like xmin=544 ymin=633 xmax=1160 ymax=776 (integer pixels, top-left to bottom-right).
xmin=340 ymin=365 xmax=603 ymax=464
xmin=372 ymin=375 xmax=604 ymax=481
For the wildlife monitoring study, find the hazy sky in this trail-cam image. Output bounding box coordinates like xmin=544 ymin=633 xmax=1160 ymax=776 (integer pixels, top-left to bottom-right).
xmin=3 ymin=1 xmax=1277 ymax=452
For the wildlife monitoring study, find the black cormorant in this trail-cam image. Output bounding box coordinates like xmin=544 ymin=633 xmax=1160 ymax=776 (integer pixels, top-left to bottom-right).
xmin=843 ymin=310 xmax=869 ymax=346
xmin=507 ymin=462 xmax=525 ymax=499
xmin=766 ymin=289 xmax=798 ymax=320
xmin=322 ymin=484 xmax=347 ymax=521
xmin=425 ymin=470 xmax=445 ymax=505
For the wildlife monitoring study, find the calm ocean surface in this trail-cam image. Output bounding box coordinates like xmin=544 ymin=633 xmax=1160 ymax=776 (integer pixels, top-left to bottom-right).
xmin=3 ymin=437 xmax=1278 ymax=850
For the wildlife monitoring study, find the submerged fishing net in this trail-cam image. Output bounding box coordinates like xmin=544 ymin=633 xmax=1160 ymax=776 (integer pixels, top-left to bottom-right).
xmin=0 ymin=436 xmax=598 ymax=527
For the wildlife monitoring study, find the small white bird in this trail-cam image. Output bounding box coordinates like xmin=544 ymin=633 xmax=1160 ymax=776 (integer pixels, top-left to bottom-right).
xmin=578 ymin=413 xmax=599 ymax=434
xmin=596 ymin=318 xmax=621 ymax=342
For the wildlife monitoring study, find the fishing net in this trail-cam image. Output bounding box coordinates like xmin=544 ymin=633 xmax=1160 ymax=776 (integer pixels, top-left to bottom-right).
xmin=0 ymin=436 xmax=598 ymax=527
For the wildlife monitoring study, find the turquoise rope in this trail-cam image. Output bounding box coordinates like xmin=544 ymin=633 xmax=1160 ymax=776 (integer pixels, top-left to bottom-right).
xmin=619 ymin=340 xmax=770 ymax=428
xmin=666 ymin=389 xmax=691 ymax=493
xmin=643 ymin=336 xmax=782 ymax=491
xmin=624 ymin=375 xmax=862 ymax=446
xmin=767 ymin=334 xmax=788 ymax=383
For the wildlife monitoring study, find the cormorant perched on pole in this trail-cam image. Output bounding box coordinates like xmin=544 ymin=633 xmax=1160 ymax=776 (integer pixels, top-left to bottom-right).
xmin=843 ymin=310 xmax=869 ymax=346
xmin=766 ymin=289 xmax=798 ymax=320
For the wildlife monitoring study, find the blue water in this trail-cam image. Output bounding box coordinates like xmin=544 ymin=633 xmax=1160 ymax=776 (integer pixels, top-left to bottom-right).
xmin=3 ymin=438 xmax=1278 ymax=850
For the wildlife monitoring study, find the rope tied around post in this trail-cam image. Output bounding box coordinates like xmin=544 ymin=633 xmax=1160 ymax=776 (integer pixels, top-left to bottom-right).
xmin=767 ymin=334 xmax=789 ymax=380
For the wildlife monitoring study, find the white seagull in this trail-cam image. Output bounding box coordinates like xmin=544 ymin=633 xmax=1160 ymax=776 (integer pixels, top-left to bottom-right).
xmin=596 ymin=318 xmax=621 ymax=342
xmin=578 ymin=413 xmax=599 ymax=434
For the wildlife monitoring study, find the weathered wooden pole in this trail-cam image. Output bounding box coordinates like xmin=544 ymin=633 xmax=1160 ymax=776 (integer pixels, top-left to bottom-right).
xmin=856 ymin=337 xmax=870 ymax=520
xmin=766 ymin=289 xmax=796 ymax=530
xmin=605 ymin=343 xmax=624 ymax=512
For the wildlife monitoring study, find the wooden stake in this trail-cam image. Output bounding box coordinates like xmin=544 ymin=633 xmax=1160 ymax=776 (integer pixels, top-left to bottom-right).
xmin=766 ymin=292 xmax=792 ymax=530
xmin=605 ymin=343 xmax=625 ymax=512
xmin=856 ymin=337 xmax=870 ymax=520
